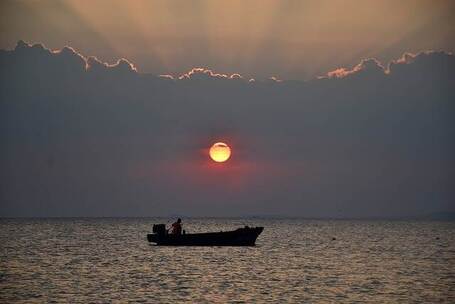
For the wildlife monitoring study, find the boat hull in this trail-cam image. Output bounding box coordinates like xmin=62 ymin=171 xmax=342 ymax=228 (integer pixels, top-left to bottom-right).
xmin=147 ymin=227 xmax=264 ymax=246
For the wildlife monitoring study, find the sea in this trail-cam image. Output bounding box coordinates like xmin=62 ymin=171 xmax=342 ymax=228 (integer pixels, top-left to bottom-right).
xmin=1 ymin=218 xmax=454 ymax=303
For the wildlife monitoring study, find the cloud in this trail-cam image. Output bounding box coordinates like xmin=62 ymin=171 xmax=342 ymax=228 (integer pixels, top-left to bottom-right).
xmin=0 ymin=41 xmax=454 ymax=217
xmin=268 ymin=76 xmax=283 ymax=82
xmin=176 ymin=68 xmax=245 ymax=81
xmin=3 ymin=41 xmax=138 ymax=78
xmin=322 ymin=51 xmax=455 ymax=80
xmin=87 ymin=56 xmax=138 ymax=73
xmin=388 ymin=50 xmax=455 ymax=78
xmin=323 ymin=58 xmax=385 ymax=79
xmin=159 ymin=74 xmax=175 ymax=80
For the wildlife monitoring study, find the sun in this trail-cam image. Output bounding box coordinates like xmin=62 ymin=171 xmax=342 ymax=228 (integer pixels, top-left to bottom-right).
xmin=209 ymin=142 xmax=231 ymax=162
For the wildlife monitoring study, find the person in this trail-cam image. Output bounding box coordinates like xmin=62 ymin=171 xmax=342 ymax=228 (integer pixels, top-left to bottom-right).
xmin=171 ymin=218 xmax=182 ymax=235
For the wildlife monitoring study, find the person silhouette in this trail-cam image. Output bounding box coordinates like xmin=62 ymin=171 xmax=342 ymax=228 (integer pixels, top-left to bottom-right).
xmin=171 ymin=218 xmax=182 ymax=235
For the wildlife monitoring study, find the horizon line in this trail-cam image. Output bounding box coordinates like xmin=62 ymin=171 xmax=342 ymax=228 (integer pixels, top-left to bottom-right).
xmin=1 ymin=213 xmax=454 ymax=221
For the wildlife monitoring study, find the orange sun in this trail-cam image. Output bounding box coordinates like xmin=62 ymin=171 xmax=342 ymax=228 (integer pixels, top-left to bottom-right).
xmin=209 ymin=142 xmax=231 ymax=162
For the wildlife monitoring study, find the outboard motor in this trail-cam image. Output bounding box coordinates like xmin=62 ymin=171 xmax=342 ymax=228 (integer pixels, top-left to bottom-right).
xmin=153 ymin=224 xmax=166 ymax=235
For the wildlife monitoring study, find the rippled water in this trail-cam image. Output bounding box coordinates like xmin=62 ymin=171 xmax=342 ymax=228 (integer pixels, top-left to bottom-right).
xmin=1 ymin=218 xmax=454 ymax=303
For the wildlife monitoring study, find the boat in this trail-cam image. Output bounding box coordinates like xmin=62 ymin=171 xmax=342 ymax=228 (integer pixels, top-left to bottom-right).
xmin=147 ymin=224 xmax=264 ymax=246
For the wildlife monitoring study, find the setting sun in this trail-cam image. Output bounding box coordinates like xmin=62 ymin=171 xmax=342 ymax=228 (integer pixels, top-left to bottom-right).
xmin=209 ymin=142 xmax=231 ymax=162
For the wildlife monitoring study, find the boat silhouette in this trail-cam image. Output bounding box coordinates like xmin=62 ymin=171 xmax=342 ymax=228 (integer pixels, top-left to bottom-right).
xmin=147 ymin=224 xmax=264 ymax=246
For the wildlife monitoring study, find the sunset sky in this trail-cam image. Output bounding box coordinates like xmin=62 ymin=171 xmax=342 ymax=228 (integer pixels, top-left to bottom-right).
xmin=0 ymin=1 xmax=454 ymax=217
xmin=1 ymin=0 xmax=454 ymax=79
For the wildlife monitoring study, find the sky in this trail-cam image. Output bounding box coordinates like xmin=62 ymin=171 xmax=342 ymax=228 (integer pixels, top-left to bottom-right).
xmin=0 ymin=1 xmax=454 ymax=218
xmin=1 ymin=0 xmax=454 ymax=80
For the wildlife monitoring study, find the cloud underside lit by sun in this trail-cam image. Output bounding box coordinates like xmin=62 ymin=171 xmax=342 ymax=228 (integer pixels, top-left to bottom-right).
xmin=4 ymin=40 xmax=453 ymax=83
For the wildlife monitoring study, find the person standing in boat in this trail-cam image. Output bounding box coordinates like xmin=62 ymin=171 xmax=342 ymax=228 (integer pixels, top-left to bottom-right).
xmin=170 ymin=218 xmax=182 ymax=235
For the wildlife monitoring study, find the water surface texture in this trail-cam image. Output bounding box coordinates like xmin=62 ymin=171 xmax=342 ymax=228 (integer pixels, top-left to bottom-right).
xmin=1 ymin=218 xmax=454 ymax=303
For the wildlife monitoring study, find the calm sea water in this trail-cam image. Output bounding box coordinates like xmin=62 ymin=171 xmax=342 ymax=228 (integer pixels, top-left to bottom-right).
xmin=1 ymin=218 xmax=454 ymax=303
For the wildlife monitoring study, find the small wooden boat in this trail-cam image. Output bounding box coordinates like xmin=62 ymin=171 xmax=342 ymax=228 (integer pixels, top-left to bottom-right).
xmin=147 ymin=224 xmax=264 ymax=246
